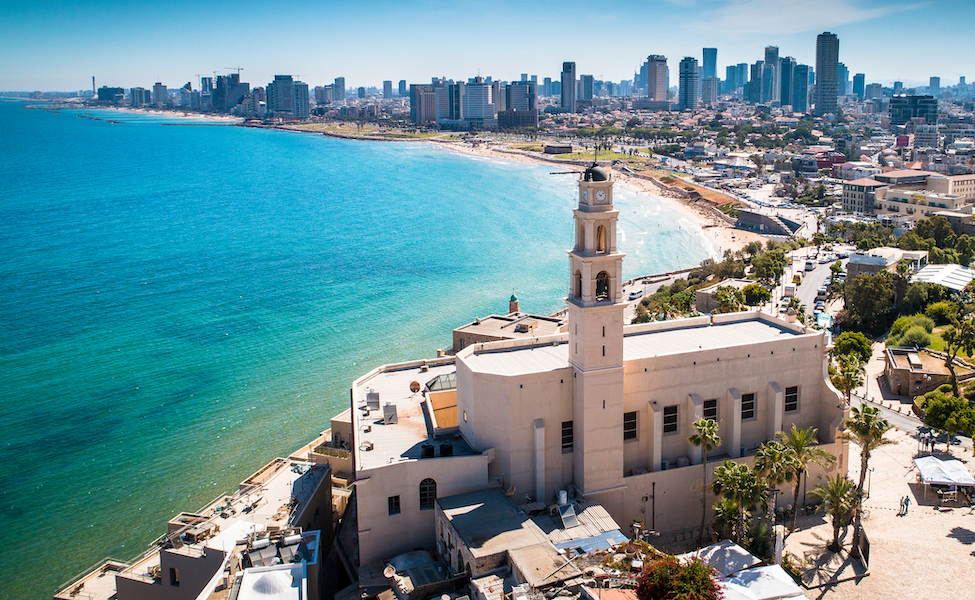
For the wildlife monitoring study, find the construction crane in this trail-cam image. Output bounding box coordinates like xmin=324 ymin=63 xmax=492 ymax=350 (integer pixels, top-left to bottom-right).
xmin=226 ymin=66 xmax=244 ymax=77
xmin=194 ymin=74 xmax=206 ymax=90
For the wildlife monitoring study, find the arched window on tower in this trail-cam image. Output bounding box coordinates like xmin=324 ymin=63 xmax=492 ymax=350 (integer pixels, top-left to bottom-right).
xmin=419 ymin=478 xmax=437 ymax=510
xmin=574 ymin=270 xmax=583 ymax=300
xmin=595 ymin=271 xmax=610 ymax=301
xmin=596 ymin=225 xmax=607 ymax=253
xmin=576 ymin=223 xmax=585 ymax=251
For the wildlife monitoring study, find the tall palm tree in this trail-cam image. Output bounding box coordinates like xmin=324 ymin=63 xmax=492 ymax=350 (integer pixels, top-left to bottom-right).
xmin=809 ymin=475 xmax=857 ymax=552
xmin=831 ymin=354 xmax=865 ymax=407
xmin=712 ymin=461 xmax=765 ymax=546
xmin=689 ymin=418 xmax=721 ymax=546
xmin=775 ymin=425 xmax=836 ymax=533
xmin=841 ymin=405 xmax=893 ymax=553
xmin=754 ymin=441 xmax=799 ymax=558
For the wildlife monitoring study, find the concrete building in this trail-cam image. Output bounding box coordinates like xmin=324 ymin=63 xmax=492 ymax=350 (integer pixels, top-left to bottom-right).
xmin=266 ymin=75 xmax=308 ymax=120
xmin=746 ymin=61 xmax=764 ymax=104
xmin=383 ymin=80 xmax=393 ymax=99
xmin=333 ymin=77 xmax=346 ymax=102
xmin=841 ymin=177 xmax=886 ymax=214
xmin=793 ymin=65 xmax=811 ymax=113
xmin=778 ymin=57 xmax=795 ymax=109
xmin=814 ymin=32 xmax=839 ymax=115
xmin=853 ymin=73 xmax=866 ymax=99
xmin=678 ymin=56 xmax=700 ymax=111
xmin=343 ymin=164 xmax=848 ymax=578
xmin=930 ymin=76 xmax=941 ymax=97
xmin=646 ymin=55 xmax=668 ymax=101
xmin=890 ymin=95 xmax=938 ymax=126
xmin=837 ymin=62 xmax=850 ymax=97
xmin=398 ymin=80 xmax=407 ymax=97
xmin=153 ymin=82 xmax=168 ymax=108
xmin=865 ymin=83 xmax=883 ymax=100
xmin=846 ymin=247 xmax=928 ymax=283
xmin=499 ymin=82 xmax=539 ymax=128
xmin=701 ymin=77 xmax=719 ymax=106
xmin=561 ymin=61 xmax=577 ymax=112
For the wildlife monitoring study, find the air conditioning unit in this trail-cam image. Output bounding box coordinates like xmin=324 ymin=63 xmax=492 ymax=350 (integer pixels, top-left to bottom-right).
xmin=660 ymin=460 xmax=670 ymax=471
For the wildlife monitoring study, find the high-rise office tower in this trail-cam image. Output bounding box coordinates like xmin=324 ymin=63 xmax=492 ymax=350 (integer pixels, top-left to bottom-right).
xmin=865 ymin=83 xmax=882 ymax=100
xmin=383 ymin=80 xmax=393 ymax=99
xmin=701 ymin=77 xmax=719 ymax=105
xmin=815 ymin=32 xmax=839 ymax=115
xmin=746 ymin=61 xmax=764 ymax=104
xmin=333 ymin=77 xmax=346 ymax=102
xmin=561 ymin=61 xmax=577 ymax=112
xmin=853 ymin=73 xmax=865 ymax=99
xmin=793 ymin=65 xmax=811 ymax=113
xmin=837 ymin=62 xmax=850 ymax=96
xmin=152 ymin=82 xmax=167 ymax=108
xmin=646 ymin=55 xmax=668 ymax=100
xmin=542 ymin=77 xmax=552 ymax=97
xmin=399 ymin=80 xmax=407 ymax=97
xmin=357 ymin=87 xmax=366 ymax=99
xmin=293 ymin=81 xmax=309 ymax=119
xmin=737 ymin=63 xmax=748 ymax=89
xmin=893 ymin=81 xmax=904 ymax=94
xmin=930 ymin=76 xmax=941 ymax=97
xmin=677 ymin=56 xmax=700 ymax=110
xmin=521 ymin=73 xmax=528 ymax=82
xmin=267 ymin=75 xmax=295 ymax=115
xmin=725 ymin=65 xmax=737 ymax=94
xmin=702 ymin=48 xmax=717 ymax=80
xmin=779 ymin=57 xmax=796 ymax=108
xmin=764 ymin=46 xmax=780 ymax=103
xmin=579 ymin=75 xmax=594 ymax=101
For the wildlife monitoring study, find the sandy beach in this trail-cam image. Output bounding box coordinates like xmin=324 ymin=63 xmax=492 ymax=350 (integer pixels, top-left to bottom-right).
xmin=440 ymin=139 xmax=767 ymax=260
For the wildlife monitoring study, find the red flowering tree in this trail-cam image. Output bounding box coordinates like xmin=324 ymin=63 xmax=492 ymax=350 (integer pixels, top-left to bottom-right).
xmin=636 ymin=556 xmax=722 ymax=600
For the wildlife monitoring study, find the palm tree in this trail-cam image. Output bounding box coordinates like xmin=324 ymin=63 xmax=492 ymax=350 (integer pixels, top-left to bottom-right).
xmin=711 ymin=497 xmax=739 ymax=541
xmin=775 ymin=425 xmax=836 ymax=533
xmin=831 ymin=354 xmax=865 ymax=407
xmin=754 ymin=441 xmax=799 ymax=557
xmin=841 ymin=405 xmax=893 ymax=553
xmin=712 ymin=461 xmax=765 ymax=545
xmin=689 ymin=418 xmax=721 ymax=546
xmin=809 ymin=475 xmax=857 ymax=552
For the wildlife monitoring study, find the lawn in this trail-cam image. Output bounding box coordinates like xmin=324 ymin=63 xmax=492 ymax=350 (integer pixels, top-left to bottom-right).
xmin=929 ymin=326 xmax=974 ymax=358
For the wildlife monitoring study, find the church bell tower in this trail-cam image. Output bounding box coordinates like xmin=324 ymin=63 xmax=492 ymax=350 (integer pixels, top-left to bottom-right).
xmin=567 ymin=163 xmax=626 ymax=499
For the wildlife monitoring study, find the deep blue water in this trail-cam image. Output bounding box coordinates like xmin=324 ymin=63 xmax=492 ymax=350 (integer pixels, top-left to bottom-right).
xmin=0 ymin=100 xmax=711 ymax=599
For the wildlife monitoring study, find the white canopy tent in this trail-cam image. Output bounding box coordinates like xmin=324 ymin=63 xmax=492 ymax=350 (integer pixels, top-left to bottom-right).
xmin=721 ymin=565 xmax=806 ymax=600
xmin=914 ymin=456 xmax=975 ymax=487
xmin=678 ymin=539 xmax=761 ymax=577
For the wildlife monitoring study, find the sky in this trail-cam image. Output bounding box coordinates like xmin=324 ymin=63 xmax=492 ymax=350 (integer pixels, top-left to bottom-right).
xmin=1 ymin=0 xmax=971 ymax=92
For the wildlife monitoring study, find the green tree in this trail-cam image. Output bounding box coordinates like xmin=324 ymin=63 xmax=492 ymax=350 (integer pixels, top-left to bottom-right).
xmin=830 ymin=260 xmax=845 ymax=277
xmin=689 ymin=418 xmax=721 ymax=547
xmin=775 ymin=425 xmax=837 ymax=533
xmin=636 ymin=556 xmax=722 ymax=600
xmin=831 ymin=331 xmax=872 ymax=363
xmin=925 ymin=300 xmax=960 ymax=325
xmin=752 ymin=250 xmax=787 ymax=286
xmin=809 ymin=475 xmax=857 ymax=552
xmin=831 ymin=354 xmax=865 ymax=406
xmin=914 ymin=215 xmax=955 ymax=248
xmin=754 ymin=441 xmax=799 ymax=558
xmin=713 ymin=286 xmax=745 ymax=313
xmin=712 ymin=461 xmax=765 ymax=545
xmin=841 ymin=405 xmax=893 ymax=554
xmin=743 ymin=283 xmax=771 ymax=307
xmin=845 ymin=271 xmax=893 ymax=332
xmin=941 ymin=319 xmax=975 ymax=397
xmin=923 ymin=393 xmax=975 ymax=453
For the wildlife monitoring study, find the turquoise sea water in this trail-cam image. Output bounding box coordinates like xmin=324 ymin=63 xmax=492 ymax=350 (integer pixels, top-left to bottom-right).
xmin=0 ymin=100 xmax=712 ymax=599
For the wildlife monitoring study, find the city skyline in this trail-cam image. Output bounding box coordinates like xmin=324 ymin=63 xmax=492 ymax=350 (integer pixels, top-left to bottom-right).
xmin=1 ymin=0 xmax=971 ymax=92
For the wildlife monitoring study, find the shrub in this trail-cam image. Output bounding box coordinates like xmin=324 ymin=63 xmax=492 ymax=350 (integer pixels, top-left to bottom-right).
xmin=636 ymin=556 xmax=722 ymax=600
xmin=926 ymin=301 xmax=959 ymax=325
xmin=901 ymin=325 xmax=932 ymax=348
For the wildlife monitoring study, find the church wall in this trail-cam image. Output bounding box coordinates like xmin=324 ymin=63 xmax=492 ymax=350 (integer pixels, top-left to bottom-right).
xmin=355 ymin=454 xmax=489 ymax=567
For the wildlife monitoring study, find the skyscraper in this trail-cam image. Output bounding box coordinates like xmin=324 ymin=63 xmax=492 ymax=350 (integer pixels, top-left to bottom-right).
xmin=764 ymin=46 xmax=780 ymax=103
xmin=383 ymin=80 xmax=393 ymax=99
xmin=702 ymin=48 xmax=717 ymax=80
xmin=793 ymin=65 xmax=811 ymax=113
xmin=930 ymin=76 xmax=941 ymax=97
xmin=779 ymin=57 xmax=796 ymax=109
xmin=579 ymin=74 xmax=594 ymax=102
xmin=737 ymin=63 xmax=748 ymax=89
xmin=333 ymin=77 xmax=346 ymax=102
xmin=815 ymin=32 xmax=839 ymax=115
xmin=267 ymin=75 xmax=295 ymax=116
xmin=837 ymin=62 xmax=850 ymax=96
xmin=677 ymin=56 xmax=700 ymax=111
xmin=561 ymin=61 xmax=577 ymax=112
xmin=746 ymin=61 xmax=764 ymax=104
xmin=853 ymin=73 xmax=865 ymax=99
xmin=701 ymin=77 xmax=718 ymax=105
xmin=646 ymin=55 xmax=668 ymax=100
xmin=398 ymin=80 xmax=407 ymax=97
xmin=725 ymin=65 xmax=738 ymax=94
xmin=542 ymin=77 xmax=552 ymax=97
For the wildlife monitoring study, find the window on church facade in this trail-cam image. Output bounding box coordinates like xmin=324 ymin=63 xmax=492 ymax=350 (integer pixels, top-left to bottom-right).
xmin=663 ymin=405 xmax=678 ymax=433
xmin=785 ymin=386 xmax=799 ymax=412
xmin=623 ymin=411 xmax=637 ymax=440
xmin=561 ymin=421 xmax=573 ymax=452
xmin=596 ymin=225 xmax=607 ymax=253
xmin=595 ymin=271 xmax=609 ymax=301
xmin=741 ymin=393 xmax=756 ymax=420
xmin=419 ymin=478 xmax=437 ymax=510
xmin=574 ymin=271 xmax=583 ymax=299
xmin=704 ymin=398 xmax=718 ymax=421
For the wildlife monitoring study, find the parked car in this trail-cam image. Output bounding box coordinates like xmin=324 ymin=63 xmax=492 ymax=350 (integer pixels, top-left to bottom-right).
xmin=628 ymin=289 xmax=643 ymax=300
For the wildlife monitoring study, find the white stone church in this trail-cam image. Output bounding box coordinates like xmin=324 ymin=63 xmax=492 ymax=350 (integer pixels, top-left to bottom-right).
xmin=334 ymin=164 xmax=848 ymax=572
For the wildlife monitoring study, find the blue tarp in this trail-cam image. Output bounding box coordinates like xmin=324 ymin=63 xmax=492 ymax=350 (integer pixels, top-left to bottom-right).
xmin=554 ymin=530 xmax=628 ymax=555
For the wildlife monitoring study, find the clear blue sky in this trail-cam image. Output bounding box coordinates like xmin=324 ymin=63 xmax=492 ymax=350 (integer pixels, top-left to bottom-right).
xmin=1 ymin=0 xmax=969 ymax=92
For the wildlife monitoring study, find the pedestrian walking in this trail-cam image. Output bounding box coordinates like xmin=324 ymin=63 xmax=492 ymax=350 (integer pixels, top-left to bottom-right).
xmin=898 ymin=496 xmax=906 ymax=515
xmin=904 ymin=495 xmax=911 ymax=515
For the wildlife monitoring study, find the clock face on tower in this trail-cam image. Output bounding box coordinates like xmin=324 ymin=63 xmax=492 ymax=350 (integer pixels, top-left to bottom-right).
xmin=595 ymin=190 xmax=607 ymax=203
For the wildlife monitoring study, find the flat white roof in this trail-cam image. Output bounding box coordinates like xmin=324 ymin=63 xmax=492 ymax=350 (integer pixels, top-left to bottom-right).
xmin=461 ymin=315 xmax=807 ymax=376
xmin=912 ymin=263 xmax=975 ymax=292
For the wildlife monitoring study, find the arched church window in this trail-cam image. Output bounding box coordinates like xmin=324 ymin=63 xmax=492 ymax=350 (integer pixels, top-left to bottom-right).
xmin=419 ymin=478 xmax=437 ymax=510
xmin=577 ymin=223 xmax=585 ymax=251
xmin=596 ymin=225 xmax=607 ymax=253
xmin=595 ymin=271 xmax=610 ymax=301
xmin=574 ymin=271 xmax=583 ymax=299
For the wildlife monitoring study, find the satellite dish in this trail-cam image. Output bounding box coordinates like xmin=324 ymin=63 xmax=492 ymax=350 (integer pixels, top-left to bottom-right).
xmin=409 ymin=381 xmax=421 ymax=394
xmin=383 ymin=564 xmax=396 ymax=579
